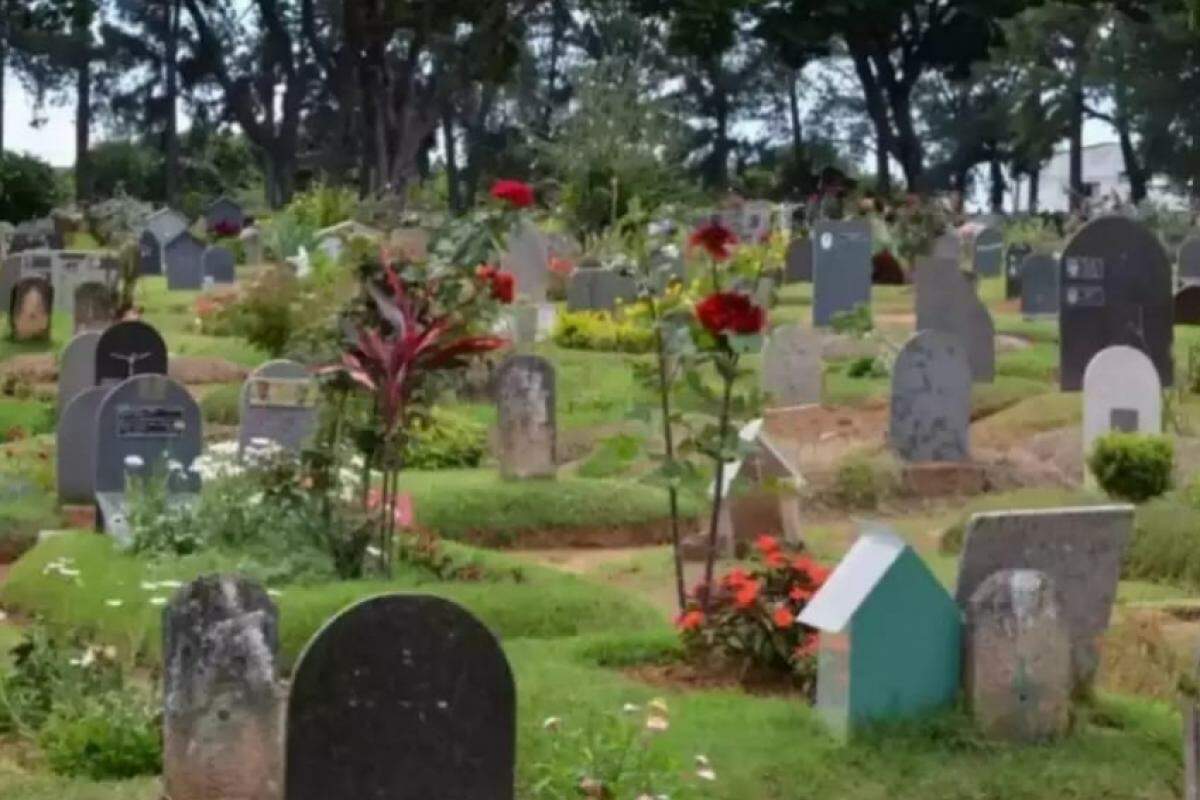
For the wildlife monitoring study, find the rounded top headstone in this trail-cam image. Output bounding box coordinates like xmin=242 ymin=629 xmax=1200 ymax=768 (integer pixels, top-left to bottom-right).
xmin=95 ymin=320 xmax=168 ymax=385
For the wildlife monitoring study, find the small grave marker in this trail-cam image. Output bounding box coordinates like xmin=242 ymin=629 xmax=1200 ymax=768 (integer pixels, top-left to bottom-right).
xmin=73 ymin=282 xmax=113 ymax=333
xmin=165 ymin=232 xmax=207 ymax=291
xmin=9 ymin=276 xmax=52 ymax=341
xmin=1005 ymin=243 xmax=1032 ymax=299
xmin=1180 ymin=236 xmax=1200 ymax=287
xmin=761 ymin=324 xmax=822 ymax=409
xmin=1177 ymin=285 xmax=1200 ymax=325
xmin=203 ymin=245 xmax=236 ymax=284
xmin=1021 ymin=253 xmax=1059 ymax=318
xmin=501 ymin=220 xmax=550 ymax=303
xmin=238 ymin=360 xmax=317 ymax=456
xmin=972 ymin=226 xmax=1004 ymax=277
xmin=56 ymin=386 xmax=108 ymax=504
xmin=57 ymin=330 xmax=102 ymax=413
xmin=785 ymin=237 xmax=812 ymax=283
xmin=1082 ymin=345 xmax=1162 ymax=458
xmin=811 ymin=220 xmax=871 ymax=327
xmin=495 ymin=355 xmax=555 ymax=479
xmin=889 ymin=330 xmax=971 ymax=462
xmin=914 ymin=238 xmax=995 ymax=382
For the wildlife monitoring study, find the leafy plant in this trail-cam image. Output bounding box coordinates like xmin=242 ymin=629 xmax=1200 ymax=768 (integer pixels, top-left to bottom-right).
xmin=402 ymin=409 xmax=487 ymax=470
xmin=831 ymin=456 xmax=882 ymax=509
xmin=552 ymin=309 xmax=656 ymax=354
xmin=1088 ymin=432 xmax=1174 ymax=503
xmin=0 ymin=151 xmax=59 ymax=222
xmin=846 ymin=355 xmax=888 ymax=379
xmin=39 ymin=694 xmax=161 ymax=780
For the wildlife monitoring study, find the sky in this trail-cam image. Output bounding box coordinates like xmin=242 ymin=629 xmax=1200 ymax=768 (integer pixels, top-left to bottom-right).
xmin=4 ymin=75 xmax=77 ymax=166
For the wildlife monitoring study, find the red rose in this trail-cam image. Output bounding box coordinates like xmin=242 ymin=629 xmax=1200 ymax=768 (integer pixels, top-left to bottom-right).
xmin=688 ymin=219 xmax=738 ymax=261
xmin=490 ymin=179 xmax=535 ymax=209
xmin=695 ymin=292 xmax=766 ymax=337
xmin=676 ymin=609 xmax=705 ymax=631
xmin=477 ymin=263 xmax=516 ymax=304
xmin=773 ymin=606 xmax=795 ymax=630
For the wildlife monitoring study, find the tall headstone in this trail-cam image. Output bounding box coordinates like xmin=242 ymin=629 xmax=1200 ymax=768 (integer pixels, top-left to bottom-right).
xmin=1180 ymin=236 xmax=1200 ymax=287
xmin=973 ymin=226 xmax=1004 ymax=277
xmin=204 ymin=197 xmax=246 ymax=235
xmin=565 ymin=269 xmax=637 ymax=312
xmin=58 ymin=330 xmax=102 ymax=413
xmin=1177 ymin=285 xmax=1200 ymax=325
xmin=890 ymin=330 xmax=972 ymax=463
xmin=956 ymin=505 xmax=1133 ymax=693
xmin=501 ymin=219 xmax=550 ymax=303
xmin=238 ymin=360 xmax=317 ymax=455
xmin=9 ymin=276 xmax=52 ymax=341
xmin=286 ymin=595 xmax=516 ymax=800
xmin=812 ymin=220 xmax=871 ymax=327
xmin=965 ymin=569 xmax=1071 ymax=742
xmin=761 ymin=324 xmax=821 ymax=409
xmin=1059 ymin=216 xmax=1173 ymax=391
xmin=785 ymin=237 xmax=813 ymax=283
xmin=1020 ymin=253 xmax=1059 ymax=318
xmin=915 ymin=237 xmax=995 ymax=382
xmin=73 ymin=282 xmax=113 ymax=333
xmin=139 ymin=229 xmax=163 ymax=276
xmin=165 ymin=232 xmax=207 ymax=291
xmin=240 ymin=226 xmax=263 ymax=264
xmin=56 ymin=386 xmax=107 ymax=504
xmin=1082 ymin=345 xmax=1162 ymax=458
xmin=1005 ymin=243 xmax=1033 ymax=300
xmin=495 ymin=355 xmax=556 ymax=479
xmin=95 ymin=321 xmax=168 ymax=385
xmin=203 ymin=246 xmax=236 ymax=284
xmin=164 ymin=575 xmax=281 ymax=800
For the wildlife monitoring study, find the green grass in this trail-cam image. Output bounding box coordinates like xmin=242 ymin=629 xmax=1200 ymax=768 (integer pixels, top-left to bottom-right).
xmin=197 ymin=382 xmax=241 ymax=425
xmin=0 ymin=399 xmax=54 ymax=438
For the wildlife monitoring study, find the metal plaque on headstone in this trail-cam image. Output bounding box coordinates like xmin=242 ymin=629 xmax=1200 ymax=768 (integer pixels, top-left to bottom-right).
xmin=1020 ymin=253 xmax=1059 ymax=318
xmin=56 ymin=386 xmax=108 ymax=504
xmin=95 ymin=321 xmax=168 ymax=385
xmin=889 ymin=330 xmax=972 ymax=462
xmin=495 ymin=355 xmax=556 ymax=479
xmin=812 ymin=220 xmax=871 ymax=327
xmin=239 ymin=360 xmax=317 ymax=456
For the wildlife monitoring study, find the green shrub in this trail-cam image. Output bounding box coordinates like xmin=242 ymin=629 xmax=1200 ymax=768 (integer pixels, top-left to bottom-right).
xmin=1125 ymin=497 xmax=1200 ymax=588
xmin=200 ymin=383 xmax=242 ymax=426
xmin=830 ymin=456 xmax=881 ymax=510
xmin=1088 ymin=432 xmax=1173 ymax=503
xmin=403 ymin=409 xmax=487 ymax=470
xmin=227 ymin=264 xmax=299 ymax=356
xmin=553 ymin=310 xmax=655 ymax=354
xmin=578 ymin=433 xmax=643 ymax=479
xmin=39 ymin=696 xmax=161 ymax=779
xmin=846 ymin=356 xmax=887 ymax=379
xmin=0 ymin=151 xmax=59 ymax=222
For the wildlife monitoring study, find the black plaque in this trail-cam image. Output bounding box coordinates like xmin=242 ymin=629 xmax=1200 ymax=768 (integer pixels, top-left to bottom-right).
xmin=95 ymin=321 xmax=168 ymax=385
xmin=117 ymin=405 xmax=186 ymax=438
xmin=1110 ymin=408 xmax=1139 ymax=433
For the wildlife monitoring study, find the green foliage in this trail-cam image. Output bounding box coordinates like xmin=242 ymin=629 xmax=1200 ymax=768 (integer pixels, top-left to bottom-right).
xmin=830 ymin=456 xmax=882 ymax=510
xmin=86 ymin=142 xmax=162 ymax=201
xmin=198 ymin=383 xmax=241 ymax=426
xmin=1088 ymin=433 xmax=1174 ymax=503
xmin=553 ymin=310 xmax=656 ymax=354
xmin=286 ymin=183 xmax=359 ymax=230
xmin=578 ymin=433 xmax=643 ymax=479
xmin=0 ymin=152 xmax=60 ymax=223
xmin=223 ymin=265 xmax=300 ymax=357
xmin=38 ymin=696 xmax=161 ymax=780
xmin=1124 ymin=496 xmax=1200 ymax=589
xmin=846 ymin=356 xmax=887 ymax=379
xmin=402 ymin=409 xmax=487 ymax=470
xmin=829 ymin=303 xmax=874 ymax=338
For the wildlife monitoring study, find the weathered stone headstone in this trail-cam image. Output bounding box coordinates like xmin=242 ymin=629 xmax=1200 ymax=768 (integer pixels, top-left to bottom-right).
xmin=1082 ymin=345 xmax=1162 ymax=458
xmin=1180 ymin=236 xmax=1200 ymax=287
xmin=139 ymin=229 xmax=163 ymax=276
xmin=973 ymin=226 xmax=1004 ymax=277
xmin=812 ymin=220 xmax=871 ymax=327
xmin=204 ymin=197 xmax=246 ymax=235
xmin=9 ymin=276 xmax=52 ymax=341
xmin=1020 ymin=253 xmax=1059 ymax=318
xmin=240 ymin=226 xmax=263 ymax=264
xmin=1006 ymin=243 xmax=1033 ymax=300
xmin=165 ymin=232 xmax=207 ymax=291
xmin=565 ymin=268 xmax=637 ymax=311
xmin=164 ymin=575 xmax=281 ymax=800
xmin=965 ymin=569 xmax=1071 ymax=742
xmin=238 ymin=360 xmax=317 ymax=455
xmin=1177 ymin=285 xmax=1200 ymax=325
xmin=203 ymin=245 xmax=236 ymax=284
xmin=501 ymin=219 xmax=550 ymax=303
xmin=285 ymin=594 xmax=515 ymax=800
xmin=955 ymin=505 xmax=1133 ymax=692
xmin=95 ymin=321 xmax=168 ymax=385
xmin=1059 ymin=216 xmax=1173 ymax=391
xmin=56 ymin=386 xmax=107 ymax=504
xmin=914 ymin=237 xmax=995 ymax=383
xmin=58 ymin=330 xmax=102 ymax=413
xmin=761 ymin=324 xmax=821 ymax=409
xmin=889 ymin=330 xmax=971 ymax=462
xmin=785 ymin=237 xmax=812 ymax=283
xmin=73 ymin=282 xmax=113 ymax=333
xmin=495 ymin=355 xmax=555 ymax=479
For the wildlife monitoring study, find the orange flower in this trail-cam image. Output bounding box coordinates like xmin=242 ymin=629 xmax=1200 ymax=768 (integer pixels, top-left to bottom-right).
xmin=733 ymin=580 xmax=760 ymax=610
xmin=794 ymin=635 xmax=819 ymax=659
xmin=789 ymin=584 xmax=813 ymax=602
xmin=765 ymin=550 xmax=788 ymax=569
xmin=721 ymin=568 xmax=750 ymax=590
xmin=792 ymin=556 xmax=831 ymax=585
xmin=548 ymin=255 xmax=574 ymax=276
xmin=754 ymin=534 xmax=780 ymax=555
xmin=676 ymin=609 xmax=705 ymax=631
xmin=773 ymin=606 xmax=795 ymax=629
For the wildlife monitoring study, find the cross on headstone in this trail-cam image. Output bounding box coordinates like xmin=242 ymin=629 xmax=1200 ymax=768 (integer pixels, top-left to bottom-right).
xmin=95 ymin=321 xmax=168 ymax=385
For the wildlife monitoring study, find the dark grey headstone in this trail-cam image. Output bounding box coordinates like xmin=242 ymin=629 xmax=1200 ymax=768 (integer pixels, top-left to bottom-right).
xmin=890 ymin=330 xmax=972 ymax=462
xmin=9 ymin=276 xmax=53 ymax=341
xmin=914 ymin=241 xmax=995 ymax=383
xmin=565 ymin=269 xmax=637 ymax=311
xmin=286 ymin=594 xmax=515 ymax=800
xmin=811 ymin=220 xmax=871 ymax=327
xmin=1179 ymin=236 xmax=1200 ymax=287
xmin=1059 ymin=216 xmax=1173 ymax=391
xmin=1005 ymin=243 xmax=1032 ymax=300
xmin=495 ymin=355 xmax=556 ymax=479
xmin=1020 ymin=253 xmax=1059 ymax=318
xmin=1176 ymin=285 xmax=1200 ymax=325
xmin=57 ymin=386 xmax=107 ymax=504
xmin=73 ymin=282 xmax=113 ymax=333
xmin=139 ymin=230 xmax=162 ymax=276
xmin=165 ymin=232 xmax=207 ymax=291
xmin=202 ymin=246 xmax=236 ymax=284
xmin=95 ymin=321 xmax=168 ymax=385
xmin=58 ymin=331 xmax=102 ymax=414
xmin=204 ymin=197 xmax=246 ymax=234
xmin=238 ymin=360 xmax=317 ymax=455
xmin=973 ymin=226 xmax=1004 ymax=277
xmin=785 ymin=237 xmax=812 ymax=283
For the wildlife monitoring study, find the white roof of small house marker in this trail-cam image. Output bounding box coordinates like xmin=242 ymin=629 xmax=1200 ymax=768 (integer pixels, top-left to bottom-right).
xmin=797 ymin=529 xmax=908 ymax=633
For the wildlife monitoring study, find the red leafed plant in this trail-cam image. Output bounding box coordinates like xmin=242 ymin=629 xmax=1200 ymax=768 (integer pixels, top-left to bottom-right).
xmin=677 ymin=534 xmax=828 ymax=690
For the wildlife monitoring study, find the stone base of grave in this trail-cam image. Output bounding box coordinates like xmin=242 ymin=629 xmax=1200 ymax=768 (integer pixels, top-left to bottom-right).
xmin=901 ymin=462 xmax=986 ymax=497
xmin=61 ymin=504 xmax=96 ymax=530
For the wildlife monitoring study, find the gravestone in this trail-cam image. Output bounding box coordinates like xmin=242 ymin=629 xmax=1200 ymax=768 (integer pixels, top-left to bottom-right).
xmin=240 ymin=226 xmax=263 ymax=264
xmin=1177 ymin=285 xmax=1200 ymax=325
xmin=1082 ymin=345 xmax=1162 ymax=458
xmin=1180 ymin=236 xmax=1200 ymax=287
xmin=1059 ymin=216 xmax=1173 ymax=391
xmin=73 ymin=282 xmax=113 ymax=333
xmin=145 ymin=207 xmax=189 ymax=245
xmin=164 ymin=575 xmax=281 ymax=800
xmin=56 ymin=386 xmax=107 ymax=504
xmin=203 ymin=245 xmax=236 ymax=284
xmin=965 ymin=569 xmax=1071 ymax=742
xmin=565 ymin=269 xmax=638 ymax=312
xmin=1021 ymin=253 xmax=1059 ymax=318
xmin=204 ymin=197 xmax=246 ymax=235
xmin=286 ymin=594 xmax=515 ymax=800
xmin=239 ymin=360 xmax=317 ymax=455
xmin=889 ymin=330 xmax=972 ymax=462
xmin=139 ymin=229 xmax=163 ymax=276
xmin=956 ymin=505 xmax=1133 ymax=692
xmin=785 ymin=237 xmax=812 ymax=283
xmin=165 ymin=232 xmax=207 ymax=291
xmin=811 ymin=220 xmax=871 ymax=327
xmin=914 ymin=238 xmax=995 ymax=382
xmin=973 ymin=226 xmax=1004 ymax=277
xmin=501 ymin=219 xmax=550 ymax=303
xmin=1006 ymin=243 xmax=1033 ymax=300
xmin=737 ymin=201 xmax=774 ymax=243
xmin=9 ymin=277 xmax=52 ymax=341
xmin=95 ymin=321 xmax=168 ymax=385
xmin=495 ymin=355 xmax=555 ymax=479
xmin=761 ymin=324 xmax=822 ymax=409
xmin=57 ymin=330 xmax=102 ymax=413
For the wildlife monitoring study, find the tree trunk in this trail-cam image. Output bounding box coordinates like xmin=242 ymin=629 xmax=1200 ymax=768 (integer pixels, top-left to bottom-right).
xmin=990 ymin=154 xmax=1005 ymax=213
xmin=75 ymin=58 xmax=92 ymax=201
xmin=787 ymin=68 xmax=803 ymax=163
xmin=442 ymin=107 xmax=461 ymax=214
xmin=1118 ymin=125 xmax=1146 ymax=206
xmin=1029 ymin=165 xmax=1040 ymax=212
xmin=164 ymin=0 xmax=181 ymax=205
xmin=850 ymin=46 xmax=893 ymax=195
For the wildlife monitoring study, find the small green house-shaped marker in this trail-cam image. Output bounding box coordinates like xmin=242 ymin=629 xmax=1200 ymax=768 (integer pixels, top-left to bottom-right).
xmin=798 ymin=527 xmax=962 ymax=739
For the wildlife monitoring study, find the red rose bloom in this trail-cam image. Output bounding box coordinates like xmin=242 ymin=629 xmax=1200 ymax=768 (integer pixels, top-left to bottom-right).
xmin=490 ymin=179 xmax=535 ymax=209
xmin=695 ymin=292 xmax=766 ymax=337
xmin=476 ymin=264 xmax=516 ymax=304
xmin=676 ymin=609 xmax=705 ymax=631
xmin=773 ymin=606 xmax=795 ymax=630
xmin=688 ymin=220 xmax=738 ymax=261
xmin=733 ymin=580 xmax=760 ymax=610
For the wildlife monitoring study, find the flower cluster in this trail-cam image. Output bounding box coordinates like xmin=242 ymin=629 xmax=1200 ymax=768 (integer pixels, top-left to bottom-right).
xmin=476 ymin=264 xmax=517 ymax=304
xmin=490 ymin=179 xmax=536 ymax=209
xmin=689 ymin=219 xmax=738 ymax=262
xmin=694 ymin=291 xmax=766 ymax=337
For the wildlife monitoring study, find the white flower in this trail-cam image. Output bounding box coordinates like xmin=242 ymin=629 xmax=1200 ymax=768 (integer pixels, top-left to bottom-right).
xmin=157 ymin=580 xmax=183 ymax=589
xmin=267 ymin=589 xmax=283 ymax=598
xmin=542 ymin=716 xmax=561 ymax=732
xmin=365 ymin=546 xmax=382 ymax=558
xmin=149 ymin=596 xmax=167 ymax=606
xmin=648 ymin=697 xmax=669 ymax=715
xmin=140 ymin=581 xmax=159 ymax=591
xmin=104 ymin=599 xmax=124 ymax=608
xmin=621 ymin=702 xmax=641 ymax=714
xmin=78 ymin=648 xmax=96 ymax=668
xmin=645 ymin=713 xmax=669 ymax=732
xmin=662 ymin=244 xmax=680 ymax=259
xmin=694 ymin=755 xmax=716 ymax=782
xmin=124 ymin=455 xmax=145 ymax=470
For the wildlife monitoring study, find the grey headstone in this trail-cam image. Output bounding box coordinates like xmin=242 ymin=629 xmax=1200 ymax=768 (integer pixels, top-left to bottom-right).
xmin=204 ymin=197 xmax=246 ymax=234
xmin=240 ymin=226 xmax=264 ymax=264
xmin=56 ymin=386 xmax=107 ymax=504
xmin=9 ymin=276 xmax=52 ymax=341
xmin=58 ymin=331 xmax=102 ymax=414
xmin=956 ymin=505 xmax=1133 ymax=692
xmin=139 ymin=229 xmax=163 ymax=276
xmin=1082 ymin=344 xmax=1161 ymax=457
xmin=1005 ymin=243 xmax=1032 ymax=300
xmin=812 ymin=220 xmax=871 ymax=327
xmin=203 ymin=246 xmax=236 ymax=284
xmin=73 ymin=282 xmax=113 ymax=333
xmin=95 ymin=321 xmax=168 ymax=385
xmin=285 ymin=594 xmax=515 ymax=800
xmin=973 ymin=226 xmax=1004 ymax=277
xmin=145 ymin=208 xmax=189 ymax=245
xmin=889 ymin=330 xmax=971 ymax=462
xmin=238 ymin=360 xmax=317 ymax=455
xmin=495 ymin=355 xmax=555 ymax=479
xmin=1177 ymin=285 xmax=1200 ymax=325
xmin=164 ymin=575 xmax=281 ymax=800
xmin=565 ymin=269 xmax=637 ymax=312
xmin=914 ymin=240 xmax=995 ymax=383
xmin=1059 ymin=216 xmax=1173 ymax=391
xmin=1180 ymin=236 xmax=1200 ymax=287
xmin=165 ymin=232 xmax=207 ymax=291
xmin=501 ymin=219 xmax=550 ymax=303
xmin=762 ymin=324 xmax=821 ymax=408
xmin=965 ymin=569 xmax=1071 ymax=742
xmin=784 ymin=237 xmax=812 ymax=283
xmin=1020 ymin=253 xmax=1059 ymax=318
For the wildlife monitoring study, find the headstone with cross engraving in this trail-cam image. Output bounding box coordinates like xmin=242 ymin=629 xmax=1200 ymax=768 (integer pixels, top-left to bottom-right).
xmin=95 ymin=321 xmax=168 ymax=386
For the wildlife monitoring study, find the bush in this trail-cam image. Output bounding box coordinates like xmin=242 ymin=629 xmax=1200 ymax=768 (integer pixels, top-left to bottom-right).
xmin=830 ymin=456 xmax=882 ymax=509
xmin=1088 ymin=433 xmax=1173 ymax=503
xmin=0 ymin=151 xmax=59 ymax=222
xmin=226 ymin=264 xmax=300 ymax=356
xmin=846 ymin=356 xmax=887 ymax=379
xmin=199 ymin=383 xmax=242 ymax=426
xmin=39 ymin=696 xmax=161 ymax=779
xmin=553 ymin=310 xmax=655 ymax=354
xmin=1123 ymin=497 xmax=1200 ymax=588
xmin=403 ymin=409 xmax=487 ymax=470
